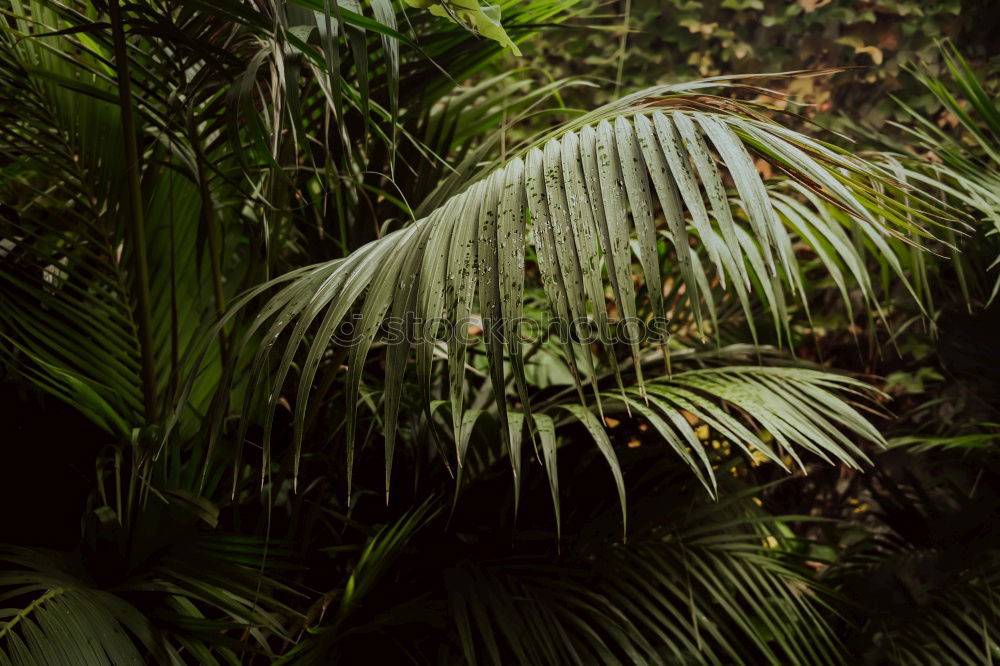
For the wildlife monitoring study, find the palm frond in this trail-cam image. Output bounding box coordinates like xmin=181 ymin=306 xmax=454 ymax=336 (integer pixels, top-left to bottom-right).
xmin=187 ymin=82 xmax=944 ymax=501
xmin=278 ymin=499 xmax=439 ymax=663
xmin=0 ymin=519 xmax=299 ymax=666
xmin=856 ymin=41 xmax=1000 ymax=308
xmin=0 ymin=548 xmax=177 ymax=666
xmin=444 ymin=487 xmax=843 ymax=666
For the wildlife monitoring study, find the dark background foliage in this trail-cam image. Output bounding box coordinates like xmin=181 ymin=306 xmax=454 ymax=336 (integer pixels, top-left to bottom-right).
xmin=2 ymin=0 xmax=999 ymax=663
xmin=530 ymin=0 xmax=999 ymax=124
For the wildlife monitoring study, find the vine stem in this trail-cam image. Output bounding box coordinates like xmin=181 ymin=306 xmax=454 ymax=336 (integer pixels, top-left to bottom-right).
xmin=109 ymin=0 xmax=159 ymax=423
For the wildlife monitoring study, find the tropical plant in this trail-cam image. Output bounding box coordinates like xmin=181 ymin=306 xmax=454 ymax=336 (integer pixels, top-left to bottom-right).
xmin=1 ymin=0 xmax=996 ymax=664
xmin=879 ymin=40 xmax=999 ymax=307
xmin=755 ymin=41 xmax=1000 ymax=665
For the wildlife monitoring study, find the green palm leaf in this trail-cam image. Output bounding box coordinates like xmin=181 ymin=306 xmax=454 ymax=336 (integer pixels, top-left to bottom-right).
xmin=443 ymin=487 xmax=844 ymax=666
xmin=188 ymin=81 xmax=941 ymax=501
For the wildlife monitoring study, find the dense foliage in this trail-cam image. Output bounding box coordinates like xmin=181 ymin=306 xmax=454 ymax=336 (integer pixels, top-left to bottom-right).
xmin=1 ymin=0 xmax=998 ymax=664
xmin=528 ymin=0 xmax=998 ymax=127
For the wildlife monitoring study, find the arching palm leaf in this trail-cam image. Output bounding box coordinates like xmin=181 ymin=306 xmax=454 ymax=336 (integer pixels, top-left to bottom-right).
xmin=0 ymin=527 xmax=297 ymax=666
xmin=849 ymin=41 xmax=999 ymax=308
xmin=189 ymin=79 xmax=946 ymax=502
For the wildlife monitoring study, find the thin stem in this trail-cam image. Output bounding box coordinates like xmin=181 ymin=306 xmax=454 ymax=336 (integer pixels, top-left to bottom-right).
xmin=190 ymin=117 xmax=229 ymax=364
xmin=614 ymin=0 xmax=631 ymax=97
xmin=110 ymin=0 xmax=158 ymax=423
xmin=0 ymin=589 xmax=66 ymax=641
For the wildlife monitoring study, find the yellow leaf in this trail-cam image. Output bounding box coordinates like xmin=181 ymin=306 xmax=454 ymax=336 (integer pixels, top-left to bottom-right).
xmin=836 ymin=36 xmax=883 ymax=65
xmin=798 ymin=0 xmax=832 ymax=11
